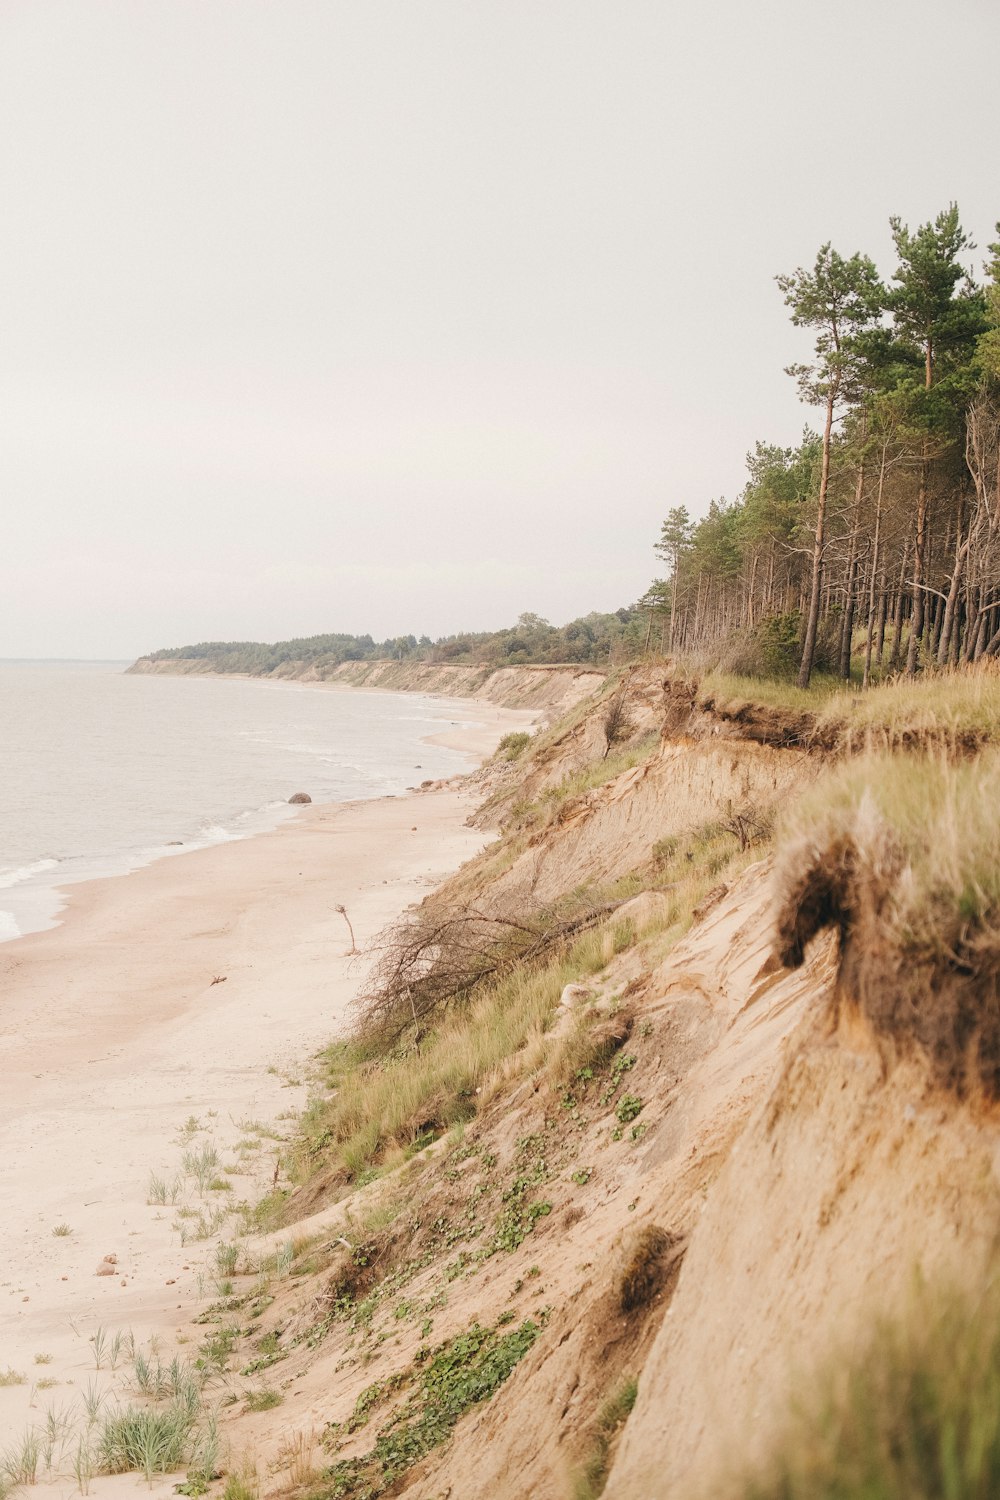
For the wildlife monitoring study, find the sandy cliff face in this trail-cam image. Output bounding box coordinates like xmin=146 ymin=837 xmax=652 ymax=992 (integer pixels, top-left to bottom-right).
xmin=192 ymin=672 xmax=1000 ymax=1500
xmin=481 ymin=737 xmax=811 ymax=908
xmin=322 ymin=659 xmax=605 ymax=712
xmin=391 ymin=864 xmax=833 ymax=1499
xmin=604 ymin=1000 xmax=1000 ymax=1497
xmin=127 ymin=655 xmax=605 ymax=714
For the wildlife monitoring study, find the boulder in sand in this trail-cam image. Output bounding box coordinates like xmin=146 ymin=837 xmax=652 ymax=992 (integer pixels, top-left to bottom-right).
xmin=288 ymin=792 xmax=312 ymax=805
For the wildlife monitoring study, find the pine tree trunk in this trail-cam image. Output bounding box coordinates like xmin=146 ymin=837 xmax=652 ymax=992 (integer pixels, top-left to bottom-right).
xmin=798 ymin=389 xmax=835 ymax=689
xmin=963 ymin=585 xmax=981 ymax=662
xmin=889 ymin=546 xmax=909 ymax=671
xmin=937 ymin=537 xmax=970 ymax=666
xmin=838 ymin=450 xmax=866 ymax=681
xmin=875 ymin=585 xmax=888 ymax=665
xmin=862 ymin=442 xmax=887 ymax=688
xmin=906 ymin=458 xmax=930 ymax=675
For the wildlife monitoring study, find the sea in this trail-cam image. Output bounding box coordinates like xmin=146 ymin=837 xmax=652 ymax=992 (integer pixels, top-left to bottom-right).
xmin=0 ymin=660 xmax=480 ymax=943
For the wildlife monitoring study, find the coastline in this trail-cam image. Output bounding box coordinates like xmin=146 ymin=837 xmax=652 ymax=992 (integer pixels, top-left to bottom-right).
xmin=0 ymin=676 xmax=535 ymax=945
xmin=0 ymin=700 xmax=528 ymax=1493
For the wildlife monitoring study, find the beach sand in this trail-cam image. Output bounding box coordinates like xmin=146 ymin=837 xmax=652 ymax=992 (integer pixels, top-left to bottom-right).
xmin=0 ymin=696 xmax=532 ymax=1496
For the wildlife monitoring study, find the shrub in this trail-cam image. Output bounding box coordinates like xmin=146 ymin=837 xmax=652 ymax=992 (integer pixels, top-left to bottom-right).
xmin=497 ymin=731 xmax=531 ymax=760
xmin=726 ymin=611 xmax=802 ymax=680
xmin=602 ymin=690 xmax=637 ymax=758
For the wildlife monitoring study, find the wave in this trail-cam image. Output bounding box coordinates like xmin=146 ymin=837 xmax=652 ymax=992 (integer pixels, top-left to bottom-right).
xmin=0 ymin=856 xmax=59 ymax=890
xmin=196 ymin=823 xmax=242 ymax=844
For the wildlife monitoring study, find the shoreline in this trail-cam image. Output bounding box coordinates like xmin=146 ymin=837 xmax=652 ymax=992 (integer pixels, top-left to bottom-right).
xmin=0 ymin=677 xmax=536 ymax=946
xmin=0 ymin=698 xmax=529 ymax=1494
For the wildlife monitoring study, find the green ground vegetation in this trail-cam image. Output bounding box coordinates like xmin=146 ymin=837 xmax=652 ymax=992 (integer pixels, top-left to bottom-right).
xmin=744 ymin=1286 xmax=1000 ymax=1500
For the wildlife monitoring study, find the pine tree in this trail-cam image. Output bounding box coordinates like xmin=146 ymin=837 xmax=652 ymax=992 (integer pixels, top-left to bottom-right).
xmin=776 ymin=246 xmax=883 ymax=686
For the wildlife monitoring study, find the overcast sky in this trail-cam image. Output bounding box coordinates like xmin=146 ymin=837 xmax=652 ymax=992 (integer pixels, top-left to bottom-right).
xmin=1 ymin=0 xmax=998 ymax=657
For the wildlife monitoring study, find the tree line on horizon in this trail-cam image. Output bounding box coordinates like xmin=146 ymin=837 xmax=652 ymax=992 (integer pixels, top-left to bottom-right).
xmin=149 ymin=204 xmax=1000 ymax=689
xmin=646 ymin=204 xmax=1000 ymax=687
xmin=142 ymin=607 xmax=647 ymax=674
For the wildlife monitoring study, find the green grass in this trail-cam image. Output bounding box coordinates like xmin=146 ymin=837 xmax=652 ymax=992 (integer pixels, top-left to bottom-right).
xmin=297 ymin=955 xmax=566 ymax=1184
xmin=572 ymin=1379 xmax=638 ymax=1500
xmin=743 ymin=1285 xmax=1000 ymax=1500
xmin=1 ymin=1429 xmax=40 ymax=1486
xmin=315 ymin=1316 xmax=541 ymax=1497
xmin=244 ymin=1388 xmax=282 ymax=1412
xmin=297 ymin=801 xmax=764 ymax=1194
xmin=223 ymin=1462 xmax=260 ymax=1500
xmin=700 ymin=670 xmax=843 ymax=712
xmin=97 ymin=1403 xmax=194 ymax=1479
xmin=496 ymin=731 xmax=532 ymax=760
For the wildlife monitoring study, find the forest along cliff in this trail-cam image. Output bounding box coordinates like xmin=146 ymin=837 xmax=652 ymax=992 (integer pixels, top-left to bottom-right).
xmin=186 ymin=665 xmax=1000 ymax=1500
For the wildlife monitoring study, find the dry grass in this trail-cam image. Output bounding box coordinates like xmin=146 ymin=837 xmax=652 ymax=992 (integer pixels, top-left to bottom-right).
xmin=700 ymin=662 xmax=1000 ymax=757
xmin=296 ymin=945 xmax=579 ymax=1185
xmin=743 ymin=1281 xmax=1000 ymax=1500
xmin=276 ymin=1428 xmax=318 ymax=1490
xmin=814 ymin=662 xmax=1000 ymax=753
xmin=382 ymin=817 xmax=765 ymax=1164
xmin=774 ymin=750 xmax=1000 ymax=1097
xmin=506 ymin=732 xmax=660 ymax=834
xmin=700 ymin=670 xmax=842 ymax=713
xmin=354 ymin=897 xmax=625 ymax=1047
xmin=546 ymin=1007 xmax=634 ymax=1091
xmin=572 ymin=1378 xmax=639 ymax=1500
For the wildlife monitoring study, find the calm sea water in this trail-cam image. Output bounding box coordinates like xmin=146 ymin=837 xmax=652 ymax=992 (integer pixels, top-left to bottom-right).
xmin=0 ymin=661 xmax=479 ymax=942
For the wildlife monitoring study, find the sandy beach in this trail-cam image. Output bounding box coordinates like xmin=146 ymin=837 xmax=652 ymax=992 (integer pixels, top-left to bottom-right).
xmin=0 ymin=695 xmax=532 ymax=1496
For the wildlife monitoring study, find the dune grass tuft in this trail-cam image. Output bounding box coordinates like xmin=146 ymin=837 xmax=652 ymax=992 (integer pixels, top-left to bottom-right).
xmin=296 ymin=955 xmax=566 ymax=1185
xmin=744 ymin=1283 xmax=1000 ymax=1500
xmin=700 ymin=662 xmax=1000 ymax=755
xmin=775 ymin=750 xmax=1000 ymax=1098
xmin=700 ymin=670 xmax=842 ymax=713
xmin=572 ymin=1378 xmax=639 ymax=1500
xmin=815 ymin=663 xmax=1000 ymax=753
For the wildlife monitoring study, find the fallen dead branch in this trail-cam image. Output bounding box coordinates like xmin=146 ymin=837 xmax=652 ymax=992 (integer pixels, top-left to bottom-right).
xmin=354 ymin=898 xmax=627 ymax=1048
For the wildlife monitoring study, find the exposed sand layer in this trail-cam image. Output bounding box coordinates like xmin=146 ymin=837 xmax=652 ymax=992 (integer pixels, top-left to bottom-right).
xmin=0 ymin=700 xmax=529 ymax=1498
xmin=128 ymin=656 xmax=607 ymax=716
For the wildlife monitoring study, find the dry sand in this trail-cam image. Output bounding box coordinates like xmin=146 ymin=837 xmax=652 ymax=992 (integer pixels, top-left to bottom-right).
xmin=0 ymin=696 xmax=533 ymax=1497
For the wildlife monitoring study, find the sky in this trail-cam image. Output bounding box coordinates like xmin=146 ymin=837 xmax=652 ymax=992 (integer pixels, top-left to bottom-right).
xmin=1 ymin=0 xmax=998 ymax=658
